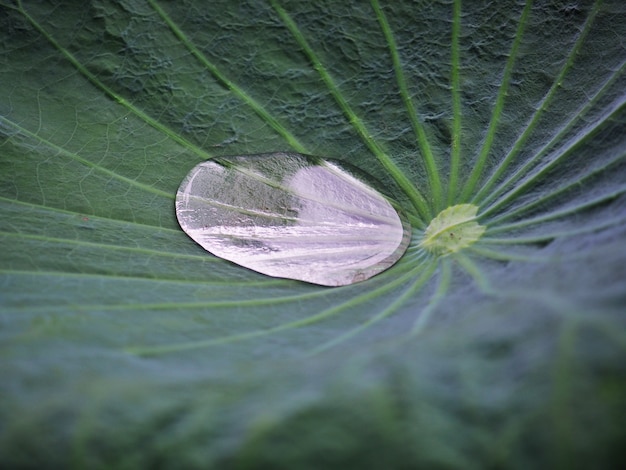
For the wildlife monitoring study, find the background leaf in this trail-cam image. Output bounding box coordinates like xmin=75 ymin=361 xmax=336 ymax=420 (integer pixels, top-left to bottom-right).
xmin=1 ymin=0 xmax=625 ymax=468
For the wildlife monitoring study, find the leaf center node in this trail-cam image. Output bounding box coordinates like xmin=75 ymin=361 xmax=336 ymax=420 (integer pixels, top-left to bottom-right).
xmin=420 ymin=204 xmax=485 ymax=255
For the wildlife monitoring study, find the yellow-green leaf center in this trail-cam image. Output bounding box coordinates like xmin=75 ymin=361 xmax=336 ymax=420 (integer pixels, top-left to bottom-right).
xmin=420 ymin=204 xmax=485 ymax=255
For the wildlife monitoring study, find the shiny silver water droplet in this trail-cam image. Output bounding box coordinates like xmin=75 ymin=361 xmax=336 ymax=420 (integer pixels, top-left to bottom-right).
xmin=176 ymin=152 xmax=411 ymax=286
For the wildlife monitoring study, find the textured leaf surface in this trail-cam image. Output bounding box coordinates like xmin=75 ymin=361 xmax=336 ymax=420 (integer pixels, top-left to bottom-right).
xmin=1 ymin=0 xmax=625 ymax=467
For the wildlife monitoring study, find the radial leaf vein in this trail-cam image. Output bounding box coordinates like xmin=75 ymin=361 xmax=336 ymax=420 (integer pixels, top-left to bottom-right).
xmin=14 ymin=0 xmax=212 ymax=161
xmin=410 ymin=257 xmax=451 ymax=336
xmin=481 ymin=97 xmax=625 ymax=219
xmin=448 ymin=0 xmax=463 ymax=206
xmin=481 ymin=62 xmax=626 ymax=215
xmin=486 ymin=184 xmax=626 ymax=234
xmin=0 ymin=231 xmax=212 ymax=260
xmin=270 ymin=0 xmax=430 ymax=222
xmin=371 ymin=0 xmax=443 ymax=212
xmin=0 ymin=269 xmax=288 ymax=289
xmin=0 ymin=116 xmax=172 ymax=199
xmin=308 ymin=256 xmax=437 ymax=355
xmin=484 ymin=60 xmax=625 ymax=208
xmin=482 ymin=212 xmax=626 ymax=245
xmin=459 ymin=0 xmax=534 ymax=202
xmin=0 ymin=197 xmax=182 ymax=233
xmin=455 ymin=253 xmax=494 ymax=295
xmin=126 ymin=256 xmax=431 ymax=356
xmin=468 ymin=246 xmax=550 ymax=262
xmin=472 ymin=0 xmax=603 ymax=204
xmin=146 ymin=0 xmax=308 ymax=154
xmin=4 ymin=297 xmax=316 ymax=314
xmin=501 ymin=209 xmax=626 ymax=245
xmin=486 ymin=153 xmax=626 ymax=229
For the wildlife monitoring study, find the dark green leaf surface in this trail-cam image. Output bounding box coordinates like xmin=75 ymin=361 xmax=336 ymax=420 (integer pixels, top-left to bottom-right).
xmin=1 ymin=0 xmax=625 ymax=467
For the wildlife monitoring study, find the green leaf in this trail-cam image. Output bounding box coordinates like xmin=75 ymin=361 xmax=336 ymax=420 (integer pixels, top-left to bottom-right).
xmin=1 ymin=0 xmax=625 ymax=468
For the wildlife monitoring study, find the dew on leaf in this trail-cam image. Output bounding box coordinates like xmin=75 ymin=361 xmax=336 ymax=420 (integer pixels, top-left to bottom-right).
xmin=176 ymin=152 xmax=411 ymax=286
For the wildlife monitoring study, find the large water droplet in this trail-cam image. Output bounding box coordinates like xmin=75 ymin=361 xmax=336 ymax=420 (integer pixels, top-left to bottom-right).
xmin=176 ymin=152 xmax=411 ymax=286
